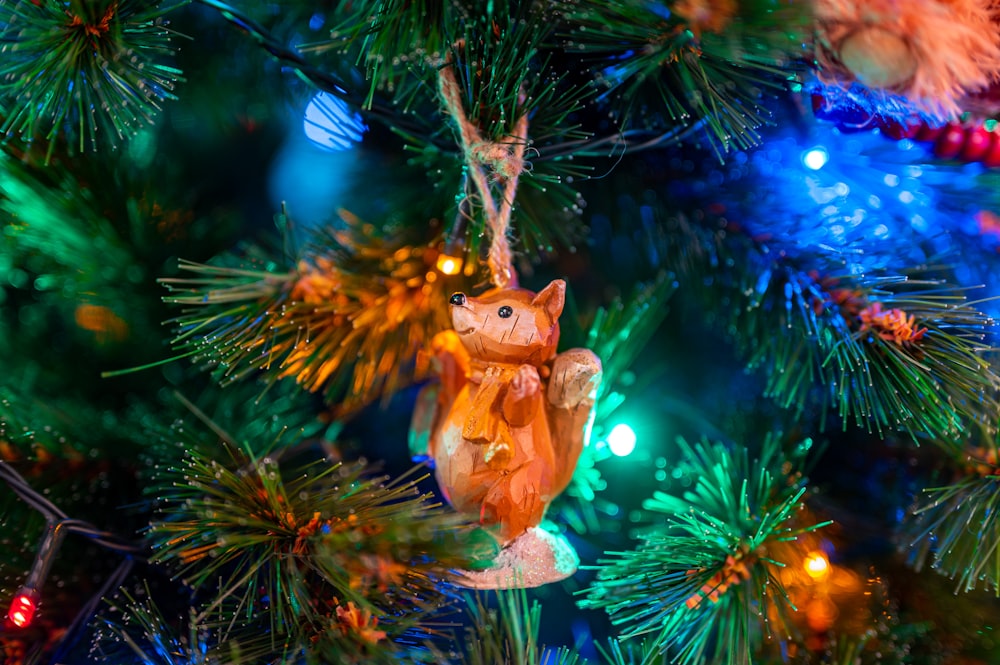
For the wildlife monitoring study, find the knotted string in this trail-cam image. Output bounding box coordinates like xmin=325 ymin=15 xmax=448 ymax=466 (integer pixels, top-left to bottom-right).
xmin=438 ymin=55 xmax=528 ymax=289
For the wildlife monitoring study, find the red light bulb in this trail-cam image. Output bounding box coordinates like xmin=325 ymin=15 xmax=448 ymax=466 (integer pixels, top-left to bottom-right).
xmin=8 ymin=592 xmax=37 ymax=628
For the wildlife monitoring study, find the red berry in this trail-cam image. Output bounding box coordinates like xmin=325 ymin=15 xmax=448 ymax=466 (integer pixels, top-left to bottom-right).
xmin=983 ymin=131 xmax=1000 ymax=168
xmin=934 ymin=124 xmax=967 ymax=160
xmin=877 ymin=116 xmax=919 ymax=140
xmin=810 ymin=93 xmax=826 ymax=114
xmin=961 ymin=126 xmax=992 ymax=162
xmin=914 ymin=122 xmax=944 ymax=142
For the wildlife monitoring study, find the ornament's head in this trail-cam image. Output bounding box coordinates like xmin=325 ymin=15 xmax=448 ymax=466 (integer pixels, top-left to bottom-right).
xmin=448 ymin=279 xmax=565 ymax=366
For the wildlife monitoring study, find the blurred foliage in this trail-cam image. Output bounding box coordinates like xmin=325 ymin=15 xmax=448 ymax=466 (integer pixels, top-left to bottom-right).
xmin=0 ymin=0 xmax=187 ymax=161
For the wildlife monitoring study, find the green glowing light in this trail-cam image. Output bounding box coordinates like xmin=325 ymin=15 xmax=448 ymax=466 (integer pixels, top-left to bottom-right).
xmin=607 ymin=423 xmax=637 ymax=457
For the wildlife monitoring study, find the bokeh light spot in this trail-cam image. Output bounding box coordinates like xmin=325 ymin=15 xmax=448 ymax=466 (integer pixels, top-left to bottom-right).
xmin=8 ymin=592 xmax=36 ymax=628
xmin=607 ymin=423 xmax=637 ymax=457
xmin=804 ymin=551 xmax=830 ymax=579
xmin=802 ymin=147 xmax=829 ymax=170
xmin=303 ymin=92 xmax=366 ymax=152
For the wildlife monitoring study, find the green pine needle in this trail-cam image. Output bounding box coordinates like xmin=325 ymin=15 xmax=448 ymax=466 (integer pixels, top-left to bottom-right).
xmin=663 ymin=215 xmax=1000 ymax=442
xmin=389 ymin=0 xmax=595 ymax=263
xmin=745 ymin=272 xmax=997 ymax=441
xmin=579 ymin=434 xmax=828 ymax=665
xmin=99 ymin=585 xmax=425 ymax=664
xmin=160 ymin=217 xmax=472 ymax=415
xmin=556 ymin=0 xmax=810 ymax=157
xmin=760 ymin=627 xmax=936 ymax=665
xmin=905 ymin=461 xmax=1000 ymax=596
xmin=0 ymin=385 xmax=152 ymax=483
xmin=148 ymin=425 xmax=490 ymax=649
xmin=442 ymin=4 xmax=583 ymax=144
xmin=322 ymin=0 xmax=597 ymax=264
xmin=756 ymin=577 xmax=938 ymax=665
xmin=427 ymin=590 xmax=583 ymax=665
xmin=98 ymin=588 xmax=216 ymax=665
xmin=0 ymin=0 xmax=186 ymax=160
xmin=599 ymin=638 xmax=669 ymax=665
xmin=321 ymin=0 xmax=449 ymax=108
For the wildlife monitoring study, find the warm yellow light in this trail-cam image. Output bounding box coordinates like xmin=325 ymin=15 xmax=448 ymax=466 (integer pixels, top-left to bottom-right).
xmin=804 ymin=551 xmax=830 ymax=578
xmin=436 ymin=254 xmax=461 ymax=276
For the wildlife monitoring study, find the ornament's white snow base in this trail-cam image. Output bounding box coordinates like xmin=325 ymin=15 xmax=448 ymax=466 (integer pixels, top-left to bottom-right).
xmin=455 ymin=527 xmax=579 ymax=589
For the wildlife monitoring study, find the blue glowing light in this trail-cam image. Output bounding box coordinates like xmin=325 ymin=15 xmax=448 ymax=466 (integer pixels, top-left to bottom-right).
xmin=697 ymin=127 xmax=971 ymax=277
xmin=303 ymin=92 xmax=366 ymax=152
xmin=802 ymin=146 xmax=829 ymax=170
xmin=607 ymin=424 xmax=637 ymax=457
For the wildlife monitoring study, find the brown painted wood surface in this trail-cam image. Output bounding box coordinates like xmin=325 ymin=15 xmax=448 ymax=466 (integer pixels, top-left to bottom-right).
xmin=413 ymin=279 xmax=602 ymax=546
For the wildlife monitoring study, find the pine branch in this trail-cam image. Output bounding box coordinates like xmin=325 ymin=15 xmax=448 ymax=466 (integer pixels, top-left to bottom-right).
xmin=555 ymin=0 xmax=812 ymax=157
xmin=439 ymin=4 xmax=585 ymax=146
xmin=0 ymin=148 xmax=234 ymax=368
xmin=0 ymin=386 xmax=150 ymax=538
xmin=579 ymin=434 xmax=829 ymax=665
xmin=598 ymin=639 xmax=669 ymax=665
xmin=319 ymin=0 xmax=595 ymax=141
xmin=440 ymin=3 xmax=595 ymax=232
xmin=311 ymin=1 xmax=598 ymax=263
xmin=99 ymin=585 xmax=442 ymax=664
xmin=660 ymin=213 xmax=999 ymax=441
xmin=147 ymin=422 xmax=492 ymax=661
xmin=96 ymin=589 xmax=216 ymax=665
xmin=160 ymin=213 xmax=475 ymax=416
xmin=761 ymin=621 xmax=937 ymax=665
xmin=0 ymin=0 xmax=187 ymax=162
xmin=903 ymin=426 xmax=1000 ymax=595
xmin=429 ymin=590 xmax=583 ymax=665
xmin=320 ymin=0 xmax=449 ymax=109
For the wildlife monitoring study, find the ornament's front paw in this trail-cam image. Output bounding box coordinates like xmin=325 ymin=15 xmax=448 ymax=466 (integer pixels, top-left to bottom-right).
xmin=548 ymin=349 xmax=602 ymax=409
xmin=510 ymin=364 xmax=541 ymax=400
xmin=503 ymin=364 xmax=543 ymax=428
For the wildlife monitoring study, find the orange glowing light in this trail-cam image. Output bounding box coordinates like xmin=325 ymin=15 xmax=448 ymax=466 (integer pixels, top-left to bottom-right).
xmin=435 ymin=254 xmax=462 ymax=276
xmin=804 ymin=551 xmax=830 ymax=579
xmin=8 ymin=593 xmax=36 ymax=628
xmin=74 ymin=304 xmax=129 ymax=342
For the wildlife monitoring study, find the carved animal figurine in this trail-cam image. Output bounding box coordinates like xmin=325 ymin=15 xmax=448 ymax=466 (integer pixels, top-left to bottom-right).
xmin=410 ymin=279 xmax=602 ymax=588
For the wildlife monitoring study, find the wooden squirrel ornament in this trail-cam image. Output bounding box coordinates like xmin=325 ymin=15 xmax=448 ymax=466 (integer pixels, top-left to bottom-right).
xmin=410 ymin=279 xmax=602 ymax=588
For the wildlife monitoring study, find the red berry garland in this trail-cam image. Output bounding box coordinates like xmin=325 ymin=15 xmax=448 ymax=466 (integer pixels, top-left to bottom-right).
xmin=933 ymin=123 xmax=968 ymax=160
xmin=874 ymin=116 xmax=1000 ymax=167
xmin=864 ymin=119 xmax=1000 ymax=169
xmin=811 ymin=91 xmax=1000 ymax=167
xmin=960 ymin=126 xmax=992 ymax=162
xmin=924 ymin=121 xmax=1000 ymax=167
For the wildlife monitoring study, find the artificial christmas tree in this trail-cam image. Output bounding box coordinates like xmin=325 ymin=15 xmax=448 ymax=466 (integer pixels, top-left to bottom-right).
xmin=2 ymin=1 xmax=1000 ymax=663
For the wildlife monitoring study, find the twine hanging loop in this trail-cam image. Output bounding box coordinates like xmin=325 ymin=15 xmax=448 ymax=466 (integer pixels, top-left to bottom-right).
xmin=438 ymin=54 xmax=528 ymax=289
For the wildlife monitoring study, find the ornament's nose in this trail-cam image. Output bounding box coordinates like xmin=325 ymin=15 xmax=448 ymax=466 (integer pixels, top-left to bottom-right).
xmin=449 ymin=292 xmax=467 ymax=306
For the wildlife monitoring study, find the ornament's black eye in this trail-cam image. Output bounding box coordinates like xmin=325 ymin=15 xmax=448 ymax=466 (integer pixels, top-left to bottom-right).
xmin=498 ymin=305 xmax=513 ymax=318
xmin=449 ymin=292 xmax=466 ymax=306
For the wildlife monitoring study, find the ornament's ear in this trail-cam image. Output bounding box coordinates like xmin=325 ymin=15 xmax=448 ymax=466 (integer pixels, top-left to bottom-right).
xmin=532 ymin=279 xmax=566 ymax=321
